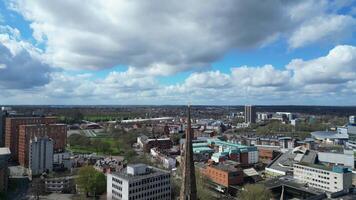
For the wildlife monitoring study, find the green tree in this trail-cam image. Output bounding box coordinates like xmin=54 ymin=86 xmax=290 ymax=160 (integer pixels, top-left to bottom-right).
xmin=195 ymin=169 xmax=216 ymax=200
xmin=238 ymin=184 xmax=272 ymax=200
xmin=76 ymin=166 xmax=106 ymax=197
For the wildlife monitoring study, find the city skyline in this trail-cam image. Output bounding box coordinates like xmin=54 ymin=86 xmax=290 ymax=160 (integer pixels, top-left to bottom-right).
xmin=1 ymin=1 xmax=356 ymax=105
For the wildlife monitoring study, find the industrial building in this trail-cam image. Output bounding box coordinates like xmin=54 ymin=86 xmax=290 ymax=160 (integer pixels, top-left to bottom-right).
xmin=107 ymin=164 xmax=171 ymax=200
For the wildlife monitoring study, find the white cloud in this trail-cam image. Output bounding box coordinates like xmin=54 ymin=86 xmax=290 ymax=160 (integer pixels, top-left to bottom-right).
xmin=0 ymin=25 xmax=54 ymax=89
xmin=5 ymin=0 xmax=310 ymax=73
xmin=287 ymin=45 xmax=356 ymax=84
xmin=231 ymin=65 xmax=290 ymax=87
xmin=184 ymin=71 xmax=230 ymax=89
xmin=289 ymin=15 xmax=356 ymax=48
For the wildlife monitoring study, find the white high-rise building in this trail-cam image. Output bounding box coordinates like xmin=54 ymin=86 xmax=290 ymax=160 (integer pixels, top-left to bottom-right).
xmin=293 ymin=163 xmax=352 ymax=193
xmin=29 ymin=136 xmax=53 ymax=176
xmin=107 ymin=164 xmax=171 ymax=200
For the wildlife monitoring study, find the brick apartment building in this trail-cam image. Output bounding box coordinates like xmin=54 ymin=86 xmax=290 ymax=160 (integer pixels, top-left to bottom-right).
xmin=5 ymin=117 xmax=57 ymax=160
xmin=18 ymin=124 xmax=67 ymax=167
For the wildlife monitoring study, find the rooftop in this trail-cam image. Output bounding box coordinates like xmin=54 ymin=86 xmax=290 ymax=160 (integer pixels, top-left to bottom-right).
xmin=112 ymin=165 xmax=170 ymax=181
xmin=266 ymin=148 xmax=317 ymax=174
xmin=0 ymin=147 xmax=11 ymax=155
xmin=209 ymin=161 xmax=240 ymax=172
xmin=311 ymin=131 xmax=348 ymax=140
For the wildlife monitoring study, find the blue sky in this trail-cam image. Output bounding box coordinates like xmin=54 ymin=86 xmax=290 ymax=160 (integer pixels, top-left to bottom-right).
xmin=0 ymin=0 xmax=356 ymax=105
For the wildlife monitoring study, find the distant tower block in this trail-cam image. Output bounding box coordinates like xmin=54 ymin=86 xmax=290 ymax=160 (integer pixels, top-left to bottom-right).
xmin=244 ymin=105 xmax=256 ymax=124
xmin=180 ymin=105 xmax=197 ymax=200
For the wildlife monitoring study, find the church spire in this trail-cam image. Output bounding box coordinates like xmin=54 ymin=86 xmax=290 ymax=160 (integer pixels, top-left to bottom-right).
xmin=180 ymin=105 xmax=197 ymax=200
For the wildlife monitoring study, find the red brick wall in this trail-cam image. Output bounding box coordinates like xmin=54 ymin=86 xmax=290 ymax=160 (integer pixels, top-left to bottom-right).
xmin=240 ymin=152 xmax=248 ymax=165
xmin=4 ymin=117 xmax=57 ymax=161
xmin=18 ymin=124 xmax=66 ymax=167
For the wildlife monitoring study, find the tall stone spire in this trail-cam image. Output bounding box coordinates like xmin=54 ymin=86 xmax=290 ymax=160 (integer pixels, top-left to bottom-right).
xmin=180 ymin=105 xmax=197 ymax=200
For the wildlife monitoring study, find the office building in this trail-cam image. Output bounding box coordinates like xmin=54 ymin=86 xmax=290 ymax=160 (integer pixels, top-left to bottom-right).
xmin=244 ymin=105 xmax=256 ymax=124
xmin=293 ymin=163 xmax=352 ymax=193
xmin=5 ymin=116 xmax=57 ymax=160
xmin=349 ymin=116 xmax=356 ymax=124
xmin=18 ymin=124 xmax=66 ymax=167
xmin=0 ymin=147 xmax=10 ymax=193
xmin=29 ymin=136 xmax=54 ymax=176
xmin=107 ymin=164 xmax=171 ymax=200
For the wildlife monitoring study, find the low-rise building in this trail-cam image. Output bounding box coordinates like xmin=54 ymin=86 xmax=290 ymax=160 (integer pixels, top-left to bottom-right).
xmin=317 ymin=150 xmax=354 ymax=169
xmin=293 ymin=163 xmax=352 ymax=193
xmin=137 ymin=135 xmax=173 ymax=153
xmin=265 ymin=146 xmax=317 ymax=177
xmin=53 ymin=152 xmax=72 ymax=170
xmin=150 ymin=148 xmax=176 ymax=169
xmin=107 ymin=164 xmax=171 ymax=200
xmin=94 ymin=156 xmax=124 ymax=173
xmin=207 ymin=139 xmax=258 ymax=165
xmin=202 ymin=161 xmax=243 ymax=187
xmin=45 ymin=176 xmax=76 ymax=193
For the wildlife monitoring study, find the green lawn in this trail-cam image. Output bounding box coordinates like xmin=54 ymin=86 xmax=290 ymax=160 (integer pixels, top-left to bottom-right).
xmin=68 ymin=136 xmax=136 ymax=158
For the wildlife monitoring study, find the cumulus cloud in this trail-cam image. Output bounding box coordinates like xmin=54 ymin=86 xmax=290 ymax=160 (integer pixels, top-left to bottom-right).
xmin=287 ymin=45 xmax=356 ymax=85
xmin=289 ymin=15 xmax=356 ymax=48
xmin=0 ymin=26 xmax=54 ymax=89
xmin=231 ymin=65 xmax=290 ymax=87
xmin=4 ymin=0 xmax=308 ymax=73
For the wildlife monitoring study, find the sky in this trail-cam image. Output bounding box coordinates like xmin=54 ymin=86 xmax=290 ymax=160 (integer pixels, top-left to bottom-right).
xmin=0 ymin=0 xmax=356 ymax=105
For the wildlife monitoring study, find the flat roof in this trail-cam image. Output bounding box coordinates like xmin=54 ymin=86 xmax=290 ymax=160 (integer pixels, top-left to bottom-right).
xmin=210 ymin=161 xmax=240 ymax=172
xmin=311 ymin=131 xmax=348 ymax=139
xmin=112 ymin=166 xmax=170 ymax=182
xmin=0 ymin=147 xmax=11 ymax=155
xmin=294 ymin=162 xmax=331 ymax=171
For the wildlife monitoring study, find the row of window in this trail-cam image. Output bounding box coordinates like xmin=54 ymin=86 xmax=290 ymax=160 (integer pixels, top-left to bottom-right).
xmin=309 ymin=182 xmax=330 ymax=190
xmin=129 ymin=192 xmax=170 ymax=200
xmin=128 ymin=175 xmax=170 ymax=187
xmin=311 ymin=178 xmax=329 ymax=185
xmin=113 ymin=183 xmax=122 ymax=191
xmin=113 ymin=177 xmax=123 ymax=184
xmin=129 ymin=186 xmax=170 ymax=194
xmin=112 ymin=190 xmax=122 ymax=198
xmin=294 ymin=165 xmax=330 ymax=175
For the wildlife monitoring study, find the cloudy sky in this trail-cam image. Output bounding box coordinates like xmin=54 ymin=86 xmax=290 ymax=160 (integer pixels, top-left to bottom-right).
xmin=0 ymin=0 xmax=356 ymax=105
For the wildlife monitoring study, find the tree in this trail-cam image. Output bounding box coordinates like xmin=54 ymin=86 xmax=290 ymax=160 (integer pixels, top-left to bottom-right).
xmin=195 ymin=169 xmax=216 ymax=200
xmin=238 ymin=184 xmax=272 ymax=200
xmin=76 ymin=166 xmax=106 ymax=197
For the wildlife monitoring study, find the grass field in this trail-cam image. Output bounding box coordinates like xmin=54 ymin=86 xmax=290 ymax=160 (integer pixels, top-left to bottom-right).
xmin=68 ymin=136 xmax=137 ymax=160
